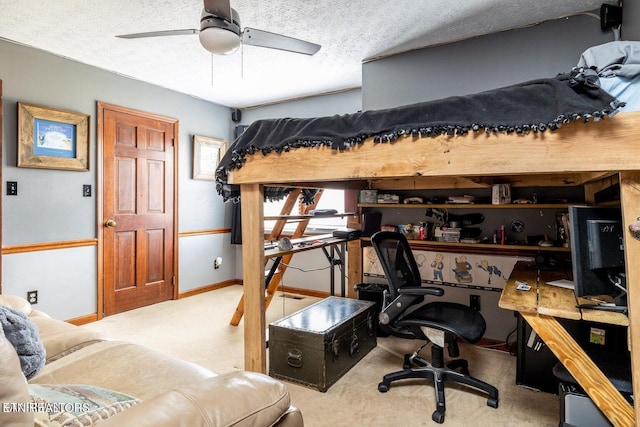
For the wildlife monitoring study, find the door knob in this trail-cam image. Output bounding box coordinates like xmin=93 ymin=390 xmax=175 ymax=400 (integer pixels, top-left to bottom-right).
xmin=105 ymin=219 xmax=117 ymax=228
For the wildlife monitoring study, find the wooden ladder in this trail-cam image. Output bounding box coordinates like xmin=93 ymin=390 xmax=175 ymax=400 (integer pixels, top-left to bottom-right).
xmin=229 ymin=188 xmax=323 ymax=326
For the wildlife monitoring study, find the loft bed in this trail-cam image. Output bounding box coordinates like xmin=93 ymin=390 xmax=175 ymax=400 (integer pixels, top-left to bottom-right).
xmin=216 ymin=41 xmax=640 ymax=425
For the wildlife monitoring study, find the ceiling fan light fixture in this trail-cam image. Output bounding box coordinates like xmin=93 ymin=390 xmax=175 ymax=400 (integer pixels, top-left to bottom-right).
xmin=199 ymin=27 xmax=241 ymax=55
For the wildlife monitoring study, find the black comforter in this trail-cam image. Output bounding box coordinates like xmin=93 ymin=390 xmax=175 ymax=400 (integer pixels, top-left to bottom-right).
xmin=216 ymin=70 xmax=622 ymax=202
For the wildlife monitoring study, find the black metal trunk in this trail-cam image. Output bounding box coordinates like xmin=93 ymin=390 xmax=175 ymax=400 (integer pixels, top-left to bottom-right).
xmin=269 ymin=297 xmax=377 ymax=392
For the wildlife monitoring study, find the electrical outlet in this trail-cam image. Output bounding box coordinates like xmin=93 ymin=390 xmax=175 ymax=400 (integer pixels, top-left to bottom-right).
xmin=27 ymin=290 xmax=38 ymax=305
xmin=214 ymin=257 xmax=222 ymax=269
xmin=470 ymin=294 xmax=481 ymax=311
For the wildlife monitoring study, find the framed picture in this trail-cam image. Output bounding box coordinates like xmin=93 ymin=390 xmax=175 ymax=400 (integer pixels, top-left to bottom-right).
xmin=18 ymin=102 xmax=90 ymax=171
xmin=193 ymin=135 xmax=226 ymax=180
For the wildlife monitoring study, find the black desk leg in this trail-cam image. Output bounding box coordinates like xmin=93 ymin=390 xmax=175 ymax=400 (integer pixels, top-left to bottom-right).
xmin=265 ymin=257 xmax=282 ymax=289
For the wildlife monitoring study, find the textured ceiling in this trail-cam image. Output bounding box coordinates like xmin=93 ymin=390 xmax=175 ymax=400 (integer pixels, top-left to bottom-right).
xmin=0 ymin=0 xmax=610 ymax=108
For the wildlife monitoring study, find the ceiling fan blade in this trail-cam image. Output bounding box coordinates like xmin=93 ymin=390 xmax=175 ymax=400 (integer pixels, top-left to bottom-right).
xmin=242 ymin=27 xmax=321 ymax=56
xmin=203 ymin=0 xmax=232 ymax=22
xmin=117 ymin=29 xmax=199 ymax=39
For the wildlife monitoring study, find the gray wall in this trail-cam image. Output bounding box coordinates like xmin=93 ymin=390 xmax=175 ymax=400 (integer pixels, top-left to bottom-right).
xmin=239 ymin=89 xmax=362 ymax=124
xmin=363 ymin=14 xmax=618 ymax=110
xmin=0 ymin=39 xmax=234 ymax=319
xmin=623 ymin=2 xmax=640 ymax=41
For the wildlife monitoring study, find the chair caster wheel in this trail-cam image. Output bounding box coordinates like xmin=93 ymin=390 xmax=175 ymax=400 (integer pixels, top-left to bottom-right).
xmin=487 ymin=397 xmax=499 ymax=408
xmin=378 ymin=383 xmax=389 ymax=393
xmin=432 ymin=410 xmax=445 ymax=423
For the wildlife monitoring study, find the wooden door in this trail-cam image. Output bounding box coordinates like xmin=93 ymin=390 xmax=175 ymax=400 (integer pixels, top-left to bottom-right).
xmin=99 ymin=103 xmax=177 ymax=315
xmin=0 ymin=80 xmax=3 ymax=291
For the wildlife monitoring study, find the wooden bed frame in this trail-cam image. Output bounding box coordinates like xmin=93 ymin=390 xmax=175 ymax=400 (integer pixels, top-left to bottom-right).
xmin=228 ymin=111 xmax=640 ymax=424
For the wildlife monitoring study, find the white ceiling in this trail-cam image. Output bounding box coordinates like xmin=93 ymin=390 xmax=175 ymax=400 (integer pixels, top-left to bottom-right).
xmin=0 ymin=0 xmax=610 ymax=108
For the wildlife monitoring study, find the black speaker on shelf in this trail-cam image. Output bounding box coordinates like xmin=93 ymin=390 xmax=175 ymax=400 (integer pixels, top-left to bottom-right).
xmin=362 ymin=211 xmax=382 ymax=237
xmin=600 ymin=4 xmax=622 ymax=31
xmin=231 ymin=108 xmax=242 ymax=123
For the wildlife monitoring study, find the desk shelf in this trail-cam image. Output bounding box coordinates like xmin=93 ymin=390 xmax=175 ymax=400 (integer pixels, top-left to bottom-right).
xmin=360 ymin=236 xmax=570 ymax=255
xmin=499 ymin=262 xmax=628 ymax=326
xmin=358 ymin=200 xmax=573 ymax=255
xmin=357 ymin=203 xmax=576 ymax=209
xmin=265 ymin=212 xmax=356 ymax=220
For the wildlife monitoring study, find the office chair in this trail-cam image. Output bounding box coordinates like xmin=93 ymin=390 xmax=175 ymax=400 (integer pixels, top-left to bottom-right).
xmin=371 ymin=231 xmax=498 ymax=423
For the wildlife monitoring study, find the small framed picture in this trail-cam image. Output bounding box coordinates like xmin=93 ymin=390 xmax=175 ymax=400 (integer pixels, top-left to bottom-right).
xmin=18 ymin=102 xmax=90 ymax=171
xmin=193 ymin=135 xmax=226 ymax=180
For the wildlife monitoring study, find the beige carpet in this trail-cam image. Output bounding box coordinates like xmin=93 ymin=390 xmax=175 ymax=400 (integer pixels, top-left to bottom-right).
xmin=82 ymin=286 xmax=559 ymax=426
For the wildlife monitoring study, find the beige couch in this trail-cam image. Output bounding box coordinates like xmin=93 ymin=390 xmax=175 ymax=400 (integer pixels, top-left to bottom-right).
xmin=0 ymin=295 xmax=303 ymax=427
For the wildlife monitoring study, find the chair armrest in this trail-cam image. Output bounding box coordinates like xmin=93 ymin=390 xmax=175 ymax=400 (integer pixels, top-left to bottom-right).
xmin=98 ymin=372 xmax=298 ymax=427
xmin=379 ymin=287 xmax=444 ymax=330
xmin=399 ymin=286 xmax=444 ymax=297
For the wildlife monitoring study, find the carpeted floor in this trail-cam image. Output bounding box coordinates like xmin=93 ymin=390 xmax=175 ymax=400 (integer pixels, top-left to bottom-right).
xmin=82 ymin=286 xmax=560 ymax=426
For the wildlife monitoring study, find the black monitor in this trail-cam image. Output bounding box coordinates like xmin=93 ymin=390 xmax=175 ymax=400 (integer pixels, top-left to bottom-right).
xmin=568 ymin=206 xmax=627 ymax=313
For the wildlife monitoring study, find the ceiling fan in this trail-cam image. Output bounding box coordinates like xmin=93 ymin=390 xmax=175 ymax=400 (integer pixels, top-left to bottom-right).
xmin=116 ymin=0 xmax=321 ymax=56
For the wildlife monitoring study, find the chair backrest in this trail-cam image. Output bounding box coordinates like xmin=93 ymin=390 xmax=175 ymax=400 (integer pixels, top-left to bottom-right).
xmin=370 ymin=231 xmax=422 ymax=300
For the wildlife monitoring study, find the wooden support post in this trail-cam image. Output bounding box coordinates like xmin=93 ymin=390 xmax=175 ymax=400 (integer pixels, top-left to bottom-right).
xmin=346 ymin=239 xmax=362 ymax=298
xmin=619 ymin=171 xmax=640 ymax=425
xmin=241 ymin=183 xmax=266 ymax=373
xmin=521 ymin=312 xmax=634 ymax=426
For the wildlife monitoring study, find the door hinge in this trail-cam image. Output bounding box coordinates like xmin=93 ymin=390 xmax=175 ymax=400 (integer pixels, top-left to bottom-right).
xmin=172 ymin=276 xmax=176 ymax=285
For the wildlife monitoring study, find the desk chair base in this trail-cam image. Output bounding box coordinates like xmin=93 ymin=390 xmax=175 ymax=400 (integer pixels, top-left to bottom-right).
xmin=378 ymin=344 xmax=499 ymax=424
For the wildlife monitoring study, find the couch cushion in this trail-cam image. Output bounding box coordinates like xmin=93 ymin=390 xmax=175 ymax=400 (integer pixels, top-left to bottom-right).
xmin=98 ymin=372 xmax=294 ymax=427
xmin=30 ymin=384 xmax=140 ymax=427
xmin=0 ymin=304 xmax=46 ymax=380
xmin=29 ymin=340 xmax=217 ymax=400
xmin=29 ymin=315 xmax=104 ymax=363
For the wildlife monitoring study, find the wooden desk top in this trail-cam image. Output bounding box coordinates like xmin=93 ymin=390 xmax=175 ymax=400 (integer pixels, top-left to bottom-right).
xmin=499 ymin=261 xmax=629 ymax=326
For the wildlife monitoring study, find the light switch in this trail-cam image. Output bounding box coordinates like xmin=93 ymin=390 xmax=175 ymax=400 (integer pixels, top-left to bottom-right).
xmin=7 ymin=181 xmax=17 ymax=196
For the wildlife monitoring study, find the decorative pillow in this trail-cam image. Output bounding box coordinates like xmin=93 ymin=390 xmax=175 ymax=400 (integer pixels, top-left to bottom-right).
xmin=0 ymin=304 xmax=46 ymax=379
xmin=29 ymin=384 xmax=140 ymax=427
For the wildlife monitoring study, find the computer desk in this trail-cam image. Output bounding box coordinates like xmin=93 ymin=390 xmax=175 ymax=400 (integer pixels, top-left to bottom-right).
xmin=264 ymin=233 xmax=347 ymax=297
xmin=499 ymin=261 xmax=633 ymax=426
xmin=230 ymin=234 xmax=348 ymax=326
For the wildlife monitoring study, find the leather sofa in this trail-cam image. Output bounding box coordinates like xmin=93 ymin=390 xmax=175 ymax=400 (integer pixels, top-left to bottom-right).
xmin=0 ymin=295 xmax=303 ymax=426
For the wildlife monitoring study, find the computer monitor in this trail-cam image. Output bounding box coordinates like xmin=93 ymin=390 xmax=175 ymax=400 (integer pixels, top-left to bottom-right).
xmin=568 ymin=206 xmax=627 ymax=313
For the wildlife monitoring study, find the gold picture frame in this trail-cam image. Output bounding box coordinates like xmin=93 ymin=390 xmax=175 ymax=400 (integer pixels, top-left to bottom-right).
xmin=193 ymin=135 xmax=226 ymax=180
xmin=18 ymin=102 xmax=90 ymax=171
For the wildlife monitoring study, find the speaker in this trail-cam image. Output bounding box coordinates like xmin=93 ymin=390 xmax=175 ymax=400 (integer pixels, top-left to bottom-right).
xmin=231 ymin=108 xmax=242 ymax=123
xmin=362 ymin=211 xmax=382 ymax=237
xmin=600 ymin=4 xmax=622 ymax=31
